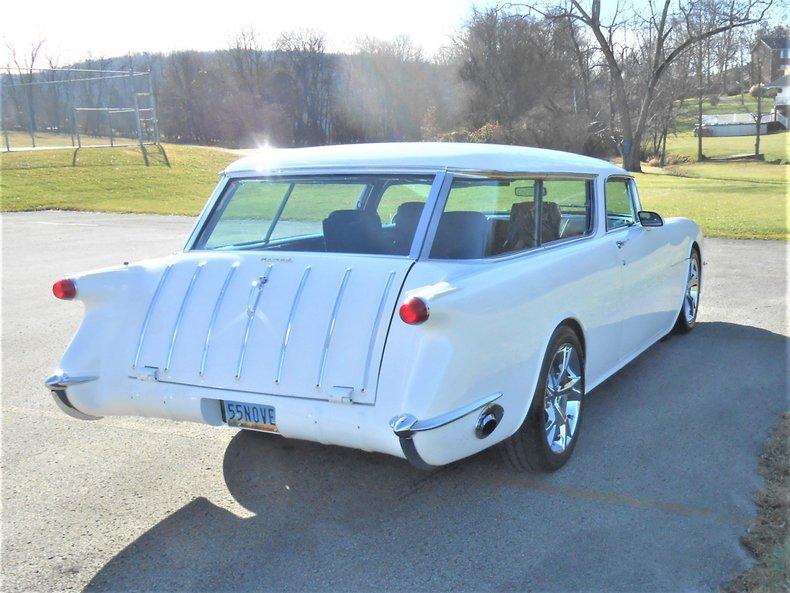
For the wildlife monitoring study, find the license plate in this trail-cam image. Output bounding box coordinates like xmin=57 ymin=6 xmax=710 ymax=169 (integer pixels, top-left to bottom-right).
xmin=222 ymin=400 xmax=277 ymax=433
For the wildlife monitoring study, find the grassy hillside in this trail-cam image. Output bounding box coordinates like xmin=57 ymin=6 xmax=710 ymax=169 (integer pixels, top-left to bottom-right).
xmin=635 ymin=162 xmax=787 ymax=240
xmin=674 ymin=94 xmax=760 ymax=128
xmin=1 ymin=141 xmax=787 ymax=240
xmin=665 ymin=130 xmax=788 ymax=163
xmin=667 ymin=94 xmax=788 ymax=163
xmin=1 ymin=143 xmax=239 ymax=214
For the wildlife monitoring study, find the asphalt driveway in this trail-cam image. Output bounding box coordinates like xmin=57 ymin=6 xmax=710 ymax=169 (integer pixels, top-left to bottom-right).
xmin=1 ymin=211 xmax=787 ymax=592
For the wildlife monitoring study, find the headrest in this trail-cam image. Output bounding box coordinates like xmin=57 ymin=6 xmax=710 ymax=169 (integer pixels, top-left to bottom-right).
xmin=324 ymin=209 xmax=382 ymax=226
xmin=431 ymin=211 xmax=490 ymax=259
xmin=392 ymin=201 xmax=425 ymax=226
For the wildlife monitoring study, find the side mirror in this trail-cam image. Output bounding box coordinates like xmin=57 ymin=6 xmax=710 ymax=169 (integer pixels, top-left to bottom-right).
xmin=638 ymin=210 xmax=664 ymax=227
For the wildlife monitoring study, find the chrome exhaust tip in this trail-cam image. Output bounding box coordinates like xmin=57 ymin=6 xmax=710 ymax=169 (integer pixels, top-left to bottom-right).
xmin=475 ymin=404 xmax=503 ymax=439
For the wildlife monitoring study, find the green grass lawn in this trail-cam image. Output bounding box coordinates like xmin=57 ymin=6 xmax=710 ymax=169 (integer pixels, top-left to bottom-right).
xmin=665 ymin=93 xmax=788 ymax=163
xmin=3 ymin=130 xmax=132 ymax=149
xmin=636 ymin=162 xmax=787 ymax=240
xmin=1 ymin=143 xmax=239 ymax=214
xmin=2 ymin=141 xmax=787 ymax=240
xmin=674 ymin=94 xmax=760 ymax=128
xmin=665 ymin=130 xmax=788 ymax=163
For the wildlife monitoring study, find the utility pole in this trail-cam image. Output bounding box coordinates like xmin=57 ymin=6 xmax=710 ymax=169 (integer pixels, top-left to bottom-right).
xmin=755 ymin=86 xmax=762 ymax=157
xmin=694 ymin=4 xmax=705 ymax=162
xmin=697 ymin=39 xmax=705 ymax=161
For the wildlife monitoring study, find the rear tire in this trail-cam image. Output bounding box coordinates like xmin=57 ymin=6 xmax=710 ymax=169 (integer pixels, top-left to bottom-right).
xmin=674 ymin=248 xmax=701 ymax=334
xmin=502 ymin=325 xmax=585 ymax=472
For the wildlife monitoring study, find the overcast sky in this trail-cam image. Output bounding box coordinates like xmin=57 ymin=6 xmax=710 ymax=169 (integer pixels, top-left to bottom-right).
xmin=1 ymin=0 xmax=502 ymax=65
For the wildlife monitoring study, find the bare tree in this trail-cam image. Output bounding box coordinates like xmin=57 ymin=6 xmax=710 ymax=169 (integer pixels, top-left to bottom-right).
xmin=274 ymin=30 xmax=333 ymax=146
xmin=6 ymin=40 xmax=45 ymax=145
xmin=519 ymin=0 xmax=773 ymax=171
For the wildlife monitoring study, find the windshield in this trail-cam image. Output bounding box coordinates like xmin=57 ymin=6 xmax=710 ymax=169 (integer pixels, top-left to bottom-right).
xmin=194 ymin=174 xmax=434 ymax=255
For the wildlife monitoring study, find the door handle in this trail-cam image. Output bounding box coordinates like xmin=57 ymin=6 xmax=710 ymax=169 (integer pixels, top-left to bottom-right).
xmin=616 ymin=239 xmax=628 ymax=249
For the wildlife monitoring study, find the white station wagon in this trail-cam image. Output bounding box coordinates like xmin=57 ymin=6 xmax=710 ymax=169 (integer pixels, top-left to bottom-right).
xmin=47 ymin=143 xmax=702 ymax=471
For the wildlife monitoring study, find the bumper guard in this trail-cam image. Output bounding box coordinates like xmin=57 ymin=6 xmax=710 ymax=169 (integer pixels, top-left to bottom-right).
xmin=45 ymin=373 xmax=102 ymax=420
xmin=389 ymin=392 xmax=502 ymax=470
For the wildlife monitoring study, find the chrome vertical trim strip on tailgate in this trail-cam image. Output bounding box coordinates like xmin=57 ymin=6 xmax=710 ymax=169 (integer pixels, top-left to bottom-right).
xmin=316 ymin=267 xmax=352 ymax=388
xmin=199 ymin=262 xmax=239 ymax=377
xmin=164 ymin=261 xmax=205 ymax=372
xmin=360 ymin=270 xmax=396 ymax=393
xmin=235 ymin=265 xmax=273 ymax=380
xmin=275 ymin=266 xmax=311 ymax=384
xmin=132 ymin=263 xmax=174 ymax=369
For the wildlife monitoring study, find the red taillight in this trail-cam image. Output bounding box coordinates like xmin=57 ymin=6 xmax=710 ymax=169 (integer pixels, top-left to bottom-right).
xmin=399 ymin=296 xmax=429 ymax=325
xmin=52 ymin=278 xmax=77 ymax=300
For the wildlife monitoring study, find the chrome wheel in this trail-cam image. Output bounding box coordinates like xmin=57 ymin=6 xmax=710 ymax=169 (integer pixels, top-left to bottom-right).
xmin=544 ymin=343 xmax=583 ymax=454
xmin=684 ymin=255 xmax=700 ymax=323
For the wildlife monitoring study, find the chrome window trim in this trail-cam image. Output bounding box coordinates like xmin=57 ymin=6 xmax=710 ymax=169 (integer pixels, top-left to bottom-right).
xmin=223 ymin=166 xmax=600 ymax=179
xmin=421 ymin=173 xmax=598 ymax=263
xmin=185 ymin=176 xmax=229 ymax=251
xmin=448 ymin=169 xmax=597 ymax=180
xmin=603 ymin=174 xmax=639 ymax=233
xmin=187 ymin=168 xmax=606 ymax=260
xmin=225 ymin=165 xmax=446 ymax=178
xmin=422 ymin=231 xmax=597 ymax=266
xmin=188 ymin=172 xmax=442 ymax=260
xmin=404 ymin=171 xmax=448 ymax=260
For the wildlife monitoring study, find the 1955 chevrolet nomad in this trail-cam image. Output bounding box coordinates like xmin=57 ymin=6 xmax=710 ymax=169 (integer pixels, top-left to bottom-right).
xmin=46 ymin=143 xmax=702 ymax=471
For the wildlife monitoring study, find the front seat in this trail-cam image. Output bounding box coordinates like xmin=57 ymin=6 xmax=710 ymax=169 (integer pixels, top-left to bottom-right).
xmin=502 ymin=201 xmax=562 ymax=252
xmin=323 ymin=210 xmax=387 ymax=254
xmin=391 ymin=201 xmax=425 ymax=255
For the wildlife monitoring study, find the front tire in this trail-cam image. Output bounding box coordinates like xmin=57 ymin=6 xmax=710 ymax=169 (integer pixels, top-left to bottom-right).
xmin=502 ymin=326 xmax=585 ymax=472
xmin=674 ymin=248 xmax=701 ymax=333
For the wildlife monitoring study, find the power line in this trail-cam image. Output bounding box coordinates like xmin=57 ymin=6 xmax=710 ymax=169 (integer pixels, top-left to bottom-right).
xmin=1 ymin=66 xmax=145 ymax=75
xmin=1 ymin=72 xmax=147 ymax=87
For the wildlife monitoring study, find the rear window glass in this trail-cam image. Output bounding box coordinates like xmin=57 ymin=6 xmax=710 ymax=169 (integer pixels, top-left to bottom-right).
xmin=195 ymin=175 xmax=434 ymax=255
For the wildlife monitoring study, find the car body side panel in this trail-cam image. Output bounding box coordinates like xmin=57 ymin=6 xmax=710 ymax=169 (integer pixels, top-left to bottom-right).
xmin=584 ymin=216 xmax=702 ymax=390
xmin=377 ymin=235 xmax=624 ymax=466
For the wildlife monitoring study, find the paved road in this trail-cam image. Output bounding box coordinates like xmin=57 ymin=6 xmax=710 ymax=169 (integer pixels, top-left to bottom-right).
xmin=2 ymin=211 xmax=787 ymax=593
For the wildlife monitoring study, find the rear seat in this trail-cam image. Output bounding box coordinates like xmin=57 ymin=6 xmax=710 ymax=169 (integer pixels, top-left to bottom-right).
xmin=391 ymin=201 xmax=425 ymax=255
xmin=323 ymin=210 xmax=390 ymax=254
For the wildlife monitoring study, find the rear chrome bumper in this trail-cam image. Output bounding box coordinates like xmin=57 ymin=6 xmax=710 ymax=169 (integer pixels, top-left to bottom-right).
xmin=389 ymin=392 xmax=503 ymax=470
xmin=45 ymin=373 xmax=102 ymax=420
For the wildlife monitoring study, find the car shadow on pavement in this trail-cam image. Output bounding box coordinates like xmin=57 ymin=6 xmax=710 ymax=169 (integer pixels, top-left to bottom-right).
xmin=84 ymin=321 xmax=787 ymax=593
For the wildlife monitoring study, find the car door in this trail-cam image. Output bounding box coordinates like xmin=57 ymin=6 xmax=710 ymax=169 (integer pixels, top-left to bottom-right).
xmin=604 ymin=177 xmax=666 ymax=361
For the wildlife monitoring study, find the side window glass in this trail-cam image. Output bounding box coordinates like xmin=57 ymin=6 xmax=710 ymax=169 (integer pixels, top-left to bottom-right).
xmin=376 ymin=182 xmax=431 ymax=222
xmin=430 ymin=178 xmax=539 ymax=259
xmin=605 ymin=179 xmax=635 ymax=231
xmin=375 ymin=181 xmax=432 ymax=255
xmin=541 ymin=180 xmax=592 ymax=243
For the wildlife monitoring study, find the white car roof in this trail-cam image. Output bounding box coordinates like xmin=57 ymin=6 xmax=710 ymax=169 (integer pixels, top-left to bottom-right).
xmin=224 ymin=142 xmax=627 ymax=177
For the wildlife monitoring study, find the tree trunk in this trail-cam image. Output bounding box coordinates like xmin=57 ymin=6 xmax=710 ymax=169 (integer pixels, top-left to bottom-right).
xmin=622 ymin=134 xmax=642 ymax=171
